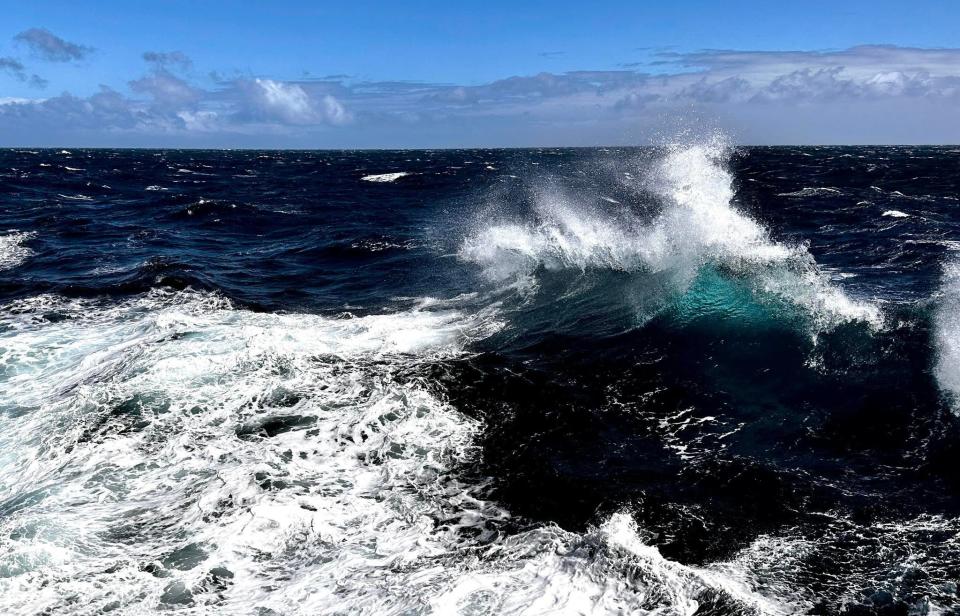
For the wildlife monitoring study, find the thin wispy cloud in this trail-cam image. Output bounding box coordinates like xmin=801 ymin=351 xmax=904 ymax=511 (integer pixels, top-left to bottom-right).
xmin=14 ymin=27 xmax=92 ymax=62
xmin=0 ymin=56 xmax=47 ymax=88
xmin=142 ymin=51 xmax=192 ymax=71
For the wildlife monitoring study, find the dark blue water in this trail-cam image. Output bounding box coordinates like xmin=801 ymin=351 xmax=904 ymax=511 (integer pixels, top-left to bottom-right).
xmin=2 ymin=144 xmax=960 ymax=614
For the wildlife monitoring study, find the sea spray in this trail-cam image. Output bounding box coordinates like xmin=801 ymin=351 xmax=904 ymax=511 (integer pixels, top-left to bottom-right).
xmin=459 ymin=142 xmax=882 ymax=333
xmin=935 ymin=260 xmax=960 ymax=411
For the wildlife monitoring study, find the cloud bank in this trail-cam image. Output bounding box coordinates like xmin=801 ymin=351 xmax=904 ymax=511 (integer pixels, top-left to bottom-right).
xmin=1 ymin=43 xmax=959 ymax=146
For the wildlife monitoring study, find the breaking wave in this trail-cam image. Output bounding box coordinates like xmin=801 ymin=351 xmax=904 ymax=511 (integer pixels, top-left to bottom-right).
xmin=459 ymin=141 xmax=882 ymax=333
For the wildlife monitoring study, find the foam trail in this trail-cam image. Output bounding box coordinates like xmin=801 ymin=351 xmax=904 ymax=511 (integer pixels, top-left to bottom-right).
xmin=459 ymin=140 xmax=882 ymax=332
xmin=0 ymin=290 xmax=790 ymax=614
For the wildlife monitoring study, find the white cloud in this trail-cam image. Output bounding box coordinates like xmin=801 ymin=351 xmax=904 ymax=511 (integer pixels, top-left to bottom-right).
xmin=254 ymin=78 xmax=314 ymax=123
xmin=233 ymin=78 xmax=353 ymax=126
xmin=0 ymin=96 xmax=42 ymax=105
xmin=321 ymin=94 xmax=351 ymax=125
xmin=176 ymin=110 xmax=221 ymax=132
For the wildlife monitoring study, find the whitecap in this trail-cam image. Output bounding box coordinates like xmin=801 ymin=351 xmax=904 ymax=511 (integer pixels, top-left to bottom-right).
xmin=882 ymin=210 xmax=910 ymax=218
xmin=361 ymin=172 xmax=412 ymax=183
xmin=176 ymin=168 xmax=215 ymax=176
xmin=0 ymin=231 xmax=36 ymax=271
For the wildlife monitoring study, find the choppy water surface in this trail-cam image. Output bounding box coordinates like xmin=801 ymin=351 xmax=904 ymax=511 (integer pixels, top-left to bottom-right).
xmin=2 ymin=142 xmax=960 ymax=614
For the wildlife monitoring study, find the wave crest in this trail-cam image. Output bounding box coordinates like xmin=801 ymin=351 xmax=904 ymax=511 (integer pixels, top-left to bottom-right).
xmin=459 ymin=141 xmax=881 ymax=332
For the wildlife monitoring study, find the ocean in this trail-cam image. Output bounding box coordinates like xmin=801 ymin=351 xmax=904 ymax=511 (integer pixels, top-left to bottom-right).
xmin=1 ymin=141 xmax=960 ymax=614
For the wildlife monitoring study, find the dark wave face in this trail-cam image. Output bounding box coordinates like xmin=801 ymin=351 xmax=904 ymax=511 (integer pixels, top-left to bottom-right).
xmin=2 ymin=143 xmax=960 ymax=614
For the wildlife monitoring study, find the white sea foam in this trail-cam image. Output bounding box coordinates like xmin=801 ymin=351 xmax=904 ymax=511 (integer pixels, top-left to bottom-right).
xmin=459 ymin=141 xmax=882 ymax=331
xmin=0 ymin=231 xmax=35 ymax=271
xmin=882 ymin=210 xmax=910 ymax=218
xmin=361 ymin=172 xmax=411 ymax=183
xmin=432 ymin=511 xmax=789 ymax=615
xmin=0 ymin=290 xmax=499 ymax=613
xmin=0 ymin=289 xmax=789 ymax=614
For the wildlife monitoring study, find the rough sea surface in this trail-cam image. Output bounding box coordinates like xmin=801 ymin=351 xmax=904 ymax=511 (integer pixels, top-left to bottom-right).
xmin=2 ymin=142 xmax=960 ymax=615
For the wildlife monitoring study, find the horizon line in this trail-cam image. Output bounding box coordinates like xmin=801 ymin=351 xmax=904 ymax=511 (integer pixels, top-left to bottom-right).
xmin=2 ymin=143 xmax=959 ymax=152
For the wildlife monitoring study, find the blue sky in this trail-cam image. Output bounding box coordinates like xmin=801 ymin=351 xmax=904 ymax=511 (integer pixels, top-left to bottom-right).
xmin=2 ymin=1 xmax=959 ymax=147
